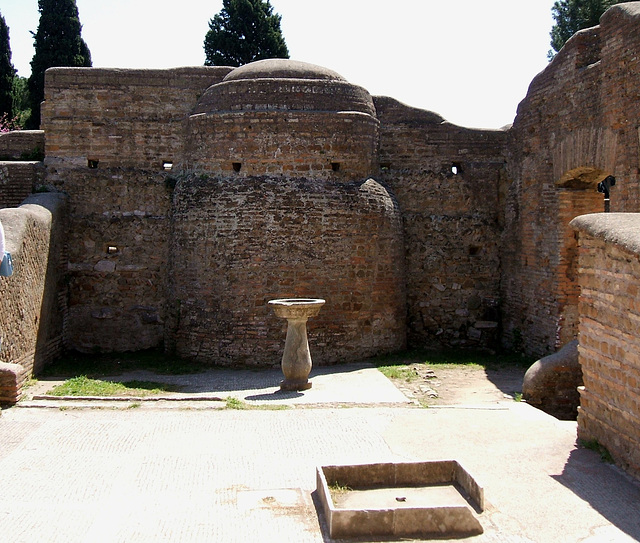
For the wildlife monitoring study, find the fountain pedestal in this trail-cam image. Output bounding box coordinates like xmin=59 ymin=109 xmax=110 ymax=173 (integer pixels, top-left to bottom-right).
xmin=268 ymin=298 xmax=325 ymax=391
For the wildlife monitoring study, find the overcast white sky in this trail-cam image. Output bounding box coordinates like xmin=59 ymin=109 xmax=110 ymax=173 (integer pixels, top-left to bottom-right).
xmin=0 ymin=0 xmax=556 ymax=128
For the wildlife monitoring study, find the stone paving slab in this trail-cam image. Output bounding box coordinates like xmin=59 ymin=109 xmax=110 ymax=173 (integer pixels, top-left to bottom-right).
xmin=24 ymin=363 xmax=411 ymax=408
xmin=2 ymin=374 xmax=640 ymax=542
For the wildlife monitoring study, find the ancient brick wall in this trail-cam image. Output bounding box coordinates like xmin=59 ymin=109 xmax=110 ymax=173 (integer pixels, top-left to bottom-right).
xmin=0 ymin=130 xmax=44 ymax=160
xmin=375 ymin=97 xmax=507 ymax=349
xmin=186 ymin=64 xmax=379 ymax=181
xmin=600 ymin=5 xmax=640 ymax=209
xmin=41 ymin=67 xmax=232 ymax=170
xmin=0 ymin=193 xmax=67 ymax=403
xmin=169 ymin=175 xmax=406 ymax=365
xmin=571 ymin=213 xmax=640 ymax=478
xmin=38 ymin=67 xmax=232 ymax=353
xmin=501 ymin=3 xmax=640 ymax=357
xmin=187 ymin=111 xmax=378 ymax=181
xmin=0 ymin=162 xmax=44 ymax=208
xmin=46 ymin=167 xmax=172 ymax=353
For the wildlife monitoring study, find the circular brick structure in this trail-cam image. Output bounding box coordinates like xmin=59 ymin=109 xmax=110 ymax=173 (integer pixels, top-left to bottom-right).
xmin=169 ymin=60 xmax=406 ymax=366
xmin=169 ymin=175 xmax=406 ymax=366
xmin=186 ymin=59 xmax=379 ymax=181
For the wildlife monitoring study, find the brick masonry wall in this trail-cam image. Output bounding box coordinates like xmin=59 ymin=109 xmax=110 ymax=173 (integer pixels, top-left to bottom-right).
xmin=169 ymin=175 xmax=406 ymax=365
xmin=0 ymin=193 xmax=67 ymax=404
xmin=571 ymin=213 xmax=640 ymax=478
xmin=0 ymin=130 xmax=44 ymax=160
xmin=375 ymin=97 xmax=507 ymax=349
xmin=44 ymin=167 xmax=172 ymax=353
xmin=0 ymin=161 xmax=44 ymax=208
xmin=41 ymin=67 xmax=232 ymax=170
xmin=187 ymin=111 xmax=378 ymax=181
xmin=502 ymin=3 xmax=640 ymax=357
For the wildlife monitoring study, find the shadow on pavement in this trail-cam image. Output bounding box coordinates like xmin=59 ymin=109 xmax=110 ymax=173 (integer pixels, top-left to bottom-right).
xmin=483 ymin=366 xmax=527 ymax=398
xmin=551 ymin=446 xmax=640 ymax=540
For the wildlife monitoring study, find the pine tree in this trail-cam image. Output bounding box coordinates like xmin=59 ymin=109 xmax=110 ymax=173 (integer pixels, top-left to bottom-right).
xmin=204 ymin=0 xmax=289 ymax=67
xmin=0 ymin=11 xmax=15 ymax=120
xmin=27 ymin=0 xmax=92 ymax=128
xmin=549 ymin=0 xmax=633 ymax=55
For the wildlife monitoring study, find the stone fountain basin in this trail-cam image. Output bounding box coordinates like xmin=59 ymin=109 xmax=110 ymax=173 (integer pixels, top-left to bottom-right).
xmin=268 ymin=298 xmax=325 ymax=319
xmin=316 ymin=460 xmax=484 ymax=539
xmin=269 ymin=298 xmax=325 ymax=319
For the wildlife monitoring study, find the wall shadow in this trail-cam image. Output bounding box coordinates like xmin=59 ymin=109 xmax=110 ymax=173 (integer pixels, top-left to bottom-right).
xmin=551 ymin=446 xmax=640 ymax=540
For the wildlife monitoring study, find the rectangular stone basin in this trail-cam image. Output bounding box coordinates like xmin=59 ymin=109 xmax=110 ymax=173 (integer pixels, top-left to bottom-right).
xmin=316 ymin=460 xmax=484 ymax=539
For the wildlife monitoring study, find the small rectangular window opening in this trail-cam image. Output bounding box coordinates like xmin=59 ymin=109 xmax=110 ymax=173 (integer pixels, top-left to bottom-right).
xmin=162 ymin=161 xmax=173 ymax=171
xmin=331 ymin=162 xmax=341 ymax=172
xmin=88 ymin=159 xmax=99 ymax=169
xmin=468 ymin=245 xmax=481 ymax=256
xmin=451 ymin=162 xmax=463 ymax=175
xmin=232 ymin=162 xmax=242 ymax=172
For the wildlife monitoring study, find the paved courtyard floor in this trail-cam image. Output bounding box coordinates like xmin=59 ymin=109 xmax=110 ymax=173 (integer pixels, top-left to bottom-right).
xmin=1 ymin=363 xmax=640 ymax=542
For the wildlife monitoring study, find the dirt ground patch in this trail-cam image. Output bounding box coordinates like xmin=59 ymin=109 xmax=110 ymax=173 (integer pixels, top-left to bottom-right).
xmin=383 ymin=363 xmax=527 ymax=406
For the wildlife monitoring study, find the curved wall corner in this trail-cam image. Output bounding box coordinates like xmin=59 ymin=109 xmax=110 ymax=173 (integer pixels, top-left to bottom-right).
xmin=167 ymin=175 xmax=406 ymax=365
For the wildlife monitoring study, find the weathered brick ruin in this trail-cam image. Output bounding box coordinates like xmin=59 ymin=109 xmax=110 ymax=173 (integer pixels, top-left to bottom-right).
xmin=36 ymin=59 xmax=507 ymax=365
xmin=572 ymin=214 xmax=640 ymax=478
xmin=0 ymin=1 xmax=639 ymax=477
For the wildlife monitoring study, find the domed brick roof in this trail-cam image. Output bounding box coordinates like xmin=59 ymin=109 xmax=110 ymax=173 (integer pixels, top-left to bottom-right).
xmin=193 ymin=58 xmax=375 ymax=116
xmin=222 ymin=58 xmax=347 ymax=82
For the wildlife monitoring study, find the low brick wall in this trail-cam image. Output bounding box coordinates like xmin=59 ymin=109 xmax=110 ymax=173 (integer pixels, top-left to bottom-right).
xmin=571 ymin=213 xmax=640 ymax=478
xmin=0 ymin=130 xmax=44 ymax=160
xmin=0 ymin=161 xmax=44 ymax=208
xmin=0 ymin=193 xmax=68 ymax=404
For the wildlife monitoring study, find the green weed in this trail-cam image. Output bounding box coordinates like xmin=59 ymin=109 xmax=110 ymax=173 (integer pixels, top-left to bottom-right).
xmin=224 ymin=396 xmax=289 ymax=411
xmin=328 ymin=482 xmax=353 ymax=503
xmin=580 ymin=439 xmax=614 ymax=463
xmin=377 ymin=365 xmax=419 ymax=382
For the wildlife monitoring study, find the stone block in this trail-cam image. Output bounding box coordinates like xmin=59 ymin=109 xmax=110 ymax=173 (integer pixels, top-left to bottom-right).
xmin=523 ymin=339 xmax=582 ymax=420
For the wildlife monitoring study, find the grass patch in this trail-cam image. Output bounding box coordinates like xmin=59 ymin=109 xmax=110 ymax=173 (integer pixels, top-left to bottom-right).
xmin=580 ymin=439 xmax=614 ymax=463
xmin=225 ymin=396 xmax=246 ymax=409
xmin=47 ymin=376 xmax=181 ymax=397
xmin=224 ymin=396 xmax=289 ymax=411
xmin=377 ymin=365 xmax=420 ymax=382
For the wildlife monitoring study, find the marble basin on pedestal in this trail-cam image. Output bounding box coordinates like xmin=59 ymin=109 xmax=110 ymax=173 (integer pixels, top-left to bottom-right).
xmin=268 ymin=298 xmax=325 ymax=391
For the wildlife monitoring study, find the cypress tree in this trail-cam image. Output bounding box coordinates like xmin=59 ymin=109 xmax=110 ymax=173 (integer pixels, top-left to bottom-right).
xmin=27 ymin=0 xmax=92 ymax=128
xmin=204 ymin=0 xmax=289 ymax=67
xmin=0 ymin=11 xmax=15 ymax=120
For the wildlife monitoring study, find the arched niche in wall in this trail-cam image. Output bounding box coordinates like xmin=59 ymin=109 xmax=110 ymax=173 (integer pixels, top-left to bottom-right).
xmin=554 ymin=166 xmax=613 ymax=346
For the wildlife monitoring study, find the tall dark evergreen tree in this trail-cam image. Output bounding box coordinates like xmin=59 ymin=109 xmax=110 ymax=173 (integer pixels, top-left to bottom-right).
xmin=549 ymin=0 xmax=633 ymax=55
xmin=204 ymin=0 xmax=289 ymax=67
xmin=27 ymin=0 xmax=92 ymax=128
xmin=0 ymin=12 xmax=15 ymax=120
